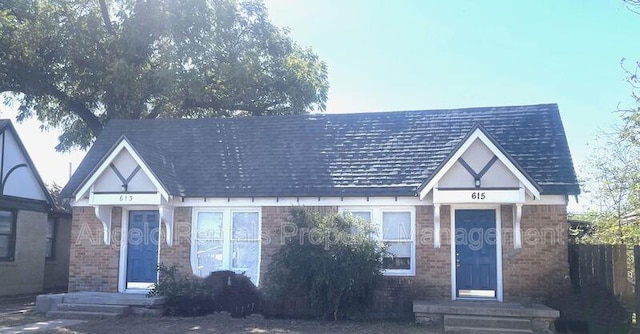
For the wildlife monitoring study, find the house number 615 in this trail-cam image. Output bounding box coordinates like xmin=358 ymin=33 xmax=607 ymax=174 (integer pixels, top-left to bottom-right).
xmin=471 ymin=192 xmax=486 ymax=200
xmin=119 ymin=195 xmax=133 ymax=202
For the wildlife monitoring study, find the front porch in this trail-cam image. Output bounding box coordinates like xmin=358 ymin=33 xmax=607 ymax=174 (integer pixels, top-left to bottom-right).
xmin=413 ymin=300 xmax=559 ymax=333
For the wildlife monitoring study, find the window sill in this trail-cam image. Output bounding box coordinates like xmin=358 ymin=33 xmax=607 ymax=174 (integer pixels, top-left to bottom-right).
xmin=0 ymin=261 xmax=17 ymax=266
xmin=382 ymin=270 xmax=415 ymax=277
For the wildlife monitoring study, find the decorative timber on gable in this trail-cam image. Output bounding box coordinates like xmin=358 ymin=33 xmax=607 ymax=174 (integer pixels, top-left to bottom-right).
xmin=0 ymin=122 xmax=53 ymax=211
xmin=418 ymin=124 xmax=542 ymax=250
xmin=74 ymin=136 xmax=174 ymax=245
xmin=418 ymin=124 xmax=541 ymax=202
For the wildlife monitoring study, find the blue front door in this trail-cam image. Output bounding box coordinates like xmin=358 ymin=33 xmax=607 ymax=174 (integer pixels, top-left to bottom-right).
xmin=455 ymin=209 xmax=497 ymax=299
xmin=126 ymin=210 xmax=159 ymax=287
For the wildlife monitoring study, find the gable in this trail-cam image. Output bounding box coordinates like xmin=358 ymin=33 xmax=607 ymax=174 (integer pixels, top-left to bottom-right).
xmin=92 ymin=150 xmax=157 ymax=193
xmin=419 ymin=126 xmax=541 ymax=203
xmin=438 ymin=139 xmax=520 ymax=189
xmin=0 ymin=126 xmax=50 ymax=205
xmin=75 ymin=137 xmax=169 ymax=205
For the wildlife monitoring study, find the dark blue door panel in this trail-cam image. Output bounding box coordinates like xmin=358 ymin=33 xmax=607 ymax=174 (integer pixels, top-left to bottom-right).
xmin=126 ymin=211 xmax=159 ymax=284
xmin=455 ymin=209 xmax=497 ymax=297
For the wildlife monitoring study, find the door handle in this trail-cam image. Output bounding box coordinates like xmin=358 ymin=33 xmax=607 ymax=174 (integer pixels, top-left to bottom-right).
xmin=456 ymin=252 xmax=460 ymax=268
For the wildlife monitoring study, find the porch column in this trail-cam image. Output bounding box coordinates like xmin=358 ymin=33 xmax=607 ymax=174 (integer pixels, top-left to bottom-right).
xmin=434 ymin=204 xmax=441 ymax=248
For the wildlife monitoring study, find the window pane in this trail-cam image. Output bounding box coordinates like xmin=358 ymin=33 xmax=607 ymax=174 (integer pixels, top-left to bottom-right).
xmin=345 ymin=211 xmax=371 ymax=223
xmin=231 ymin=241 xmax=259 ymax=284
xmin=45 ymin=238 xmax=53 ymax=259
xmin=232 ymin=212 xmax=259 ymax=240
xmin=0 ymin=213 xmax=11 ymax=234
xmin=384 ymin=242 xmax=411 ymax=270
xmin=382 ymin=212 xmax=411 ymax=240
xmin=46 ymin=218 xmax=55 ymax=238
xmin=195 ymin=240 xmax=223 ymax=276
xmin=197 ymin=212 xmax=223 ymax=240
xmin=0 ymin=235 xmax=9 ymax=258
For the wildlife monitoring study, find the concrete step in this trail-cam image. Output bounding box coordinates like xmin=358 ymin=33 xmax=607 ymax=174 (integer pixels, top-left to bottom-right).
xmin=444 ymin=315 xmax=532 ymax=330
xmin=61 ymin=292 xmax=164 ymax=307
xmin=46 ymin=310 xmax=122 ymax=320
xmin=55 ymin=303 xmax=129 ymax=314
xmin=443 ymin=326 xmax=533 ymax=334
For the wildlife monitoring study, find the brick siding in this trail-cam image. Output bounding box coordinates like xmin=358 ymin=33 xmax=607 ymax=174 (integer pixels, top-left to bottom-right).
xmin=68 ymin=204 xmax=568 ymax=310
xmin=68 ymin=206 xmax=121 ymax=292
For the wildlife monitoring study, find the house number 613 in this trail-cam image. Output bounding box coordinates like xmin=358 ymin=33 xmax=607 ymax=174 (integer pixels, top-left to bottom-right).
xmin=471 ymin=192 xmax=486 ymax=200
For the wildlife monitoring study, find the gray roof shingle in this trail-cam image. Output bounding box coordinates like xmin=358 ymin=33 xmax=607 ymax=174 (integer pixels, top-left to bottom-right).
xmin=61 ymin=103 xmax=580 ymax=198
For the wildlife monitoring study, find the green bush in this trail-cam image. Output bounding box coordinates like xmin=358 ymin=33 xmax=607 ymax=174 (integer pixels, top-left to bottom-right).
xmin=263 ymin=208 xmax=386 ymax=320
xmin=148 ymin=265 xmax=215 ymax=316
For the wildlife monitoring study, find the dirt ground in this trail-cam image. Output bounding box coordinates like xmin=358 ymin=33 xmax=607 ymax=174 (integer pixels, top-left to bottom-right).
xmin=52 ymin=314 xmax=440 ymax=334
xmin=0 ymin=295 xmax=441 ymax=334
xmin=0 ymin=294 xmax=47 ymax=329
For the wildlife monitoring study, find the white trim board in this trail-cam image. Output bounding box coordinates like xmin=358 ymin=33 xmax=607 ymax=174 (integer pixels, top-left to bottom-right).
xmin=450 ymin=204 xmax=503 ymax=302
xmin=118 ymin=206 xmax=162 ymax=293
xmin=72 ymin=194 xmax=567 ymax=208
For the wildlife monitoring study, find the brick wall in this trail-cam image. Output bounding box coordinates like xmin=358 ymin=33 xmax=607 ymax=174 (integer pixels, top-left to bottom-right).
xmin=68 ymin=203 xmax=569 ymax=310
xmin=159 ymin=207 xmax=192 ymax=276
xmin=501 ymin=204 xmax=569 ymax=306
xmin=68 ymin=206 xmax=121 ymax=292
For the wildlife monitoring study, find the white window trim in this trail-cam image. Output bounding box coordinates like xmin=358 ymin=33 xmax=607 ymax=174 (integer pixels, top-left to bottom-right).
xmin=190 ymin=207 xmax=262 ymax=285
xmin=339 ymin=206 xmax=416 ymax=276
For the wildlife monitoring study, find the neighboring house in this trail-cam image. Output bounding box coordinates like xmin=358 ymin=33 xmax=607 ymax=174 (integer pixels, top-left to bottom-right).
xmin=60 ymin=104 xmax=579 ymax=311
xmin=0 ymin=120 xmax=71 ymax=296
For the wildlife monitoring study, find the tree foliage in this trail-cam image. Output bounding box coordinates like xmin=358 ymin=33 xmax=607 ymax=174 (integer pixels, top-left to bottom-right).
xmin=0 ymin=0 xmax=328 ymax=151
xmin=577 ymin=134 xmax=640 ymax=244
xmin=263 ymin=208 xmax=385 ymax=321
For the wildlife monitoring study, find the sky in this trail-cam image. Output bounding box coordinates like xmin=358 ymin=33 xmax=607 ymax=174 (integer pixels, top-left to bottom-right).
xmin=2 ymin=0 xmax=640 ymax=211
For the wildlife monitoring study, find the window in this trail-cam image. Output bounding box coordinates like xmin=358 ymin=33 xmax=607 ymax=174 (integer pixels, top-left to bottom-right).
xmin=382 ymin=212 xmax=412 ymax=270
xmin=0 ymin=210 xmax=16 ymax=262
xmin=341 ymin=207 xmax=415 ymax=276
xmin=192 ymin=209 xmax=260 ymax=285
xmin=46 ymin=217 xmax=57 ymax=261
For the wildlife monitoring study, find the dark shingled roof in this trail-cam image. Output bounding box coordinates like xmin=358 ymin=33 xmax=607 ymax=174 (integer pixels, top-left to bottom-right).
xmin=61 ymin=103 xmax=580 ymax=198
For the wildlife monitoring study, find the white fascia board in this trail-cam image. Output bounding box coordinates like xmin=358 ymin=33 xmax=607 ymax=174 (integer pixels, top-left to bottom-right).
xmin=419 ymin=128 xmax=540 ymax=200
xmin=75 ymin=139 xmax=169 ymax=202
xmin=71 ymin=194 xmax=565 ymax=208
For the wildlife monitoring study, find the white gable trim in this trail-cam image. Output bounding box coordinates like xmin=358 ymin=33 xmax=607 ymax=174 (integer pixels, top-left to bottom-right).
xmin=418 ymin=128 xmax=540 ymax=201
xmin=75 ymin=138 xmax=169 ymax=202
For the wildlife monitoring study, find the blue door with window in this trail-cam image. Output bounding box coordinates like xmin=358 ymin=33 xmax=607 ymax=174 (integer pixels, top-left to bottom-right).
xmin=126 ymin=211 xmax=159 ymax=287
xmin=455 ymin=209 xmax=497 ymax=299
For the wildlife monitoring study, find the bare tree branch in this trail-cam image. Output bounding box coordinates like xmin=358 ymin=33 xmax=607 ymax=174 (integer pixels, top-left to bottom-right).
xmin=45 ymin=85 xmax=103 ymax=136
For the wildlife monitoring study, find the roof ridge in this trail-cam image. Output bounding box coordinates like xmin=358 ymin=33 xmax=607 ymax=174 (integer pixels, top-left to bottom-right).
xmin=103 ymin=103 xmax=560 ymax=126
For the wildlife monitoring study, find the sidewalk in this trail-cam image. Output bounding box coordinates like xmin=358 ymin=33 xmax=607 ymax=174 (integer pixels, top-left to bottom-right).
xmin=0 ymin=319 xmax=85 ymax=333
xmin=0 ymin=294 xmax=84 ymax=333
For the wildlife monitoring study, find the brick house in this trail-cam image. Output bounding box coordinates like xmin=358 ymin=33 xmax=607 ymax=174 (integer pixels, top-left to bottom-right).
xmin=0 ymin=120 xmax=71 ymax=296
xmin=60 ymin=104 xmax=579 ymax=312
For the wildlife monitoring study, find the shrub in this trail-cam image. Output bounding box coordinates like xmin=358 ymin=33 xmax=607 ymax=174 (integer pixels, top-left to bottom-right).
xmin=263 ymin=208 xmax=386 ymax=320
xmin=203 ymin=270 xmax=262 ymax=318
xmin=149 ymin=265 xmax=262 ymax=318
xmin=148 ymin=265 xmax=215 ymax=316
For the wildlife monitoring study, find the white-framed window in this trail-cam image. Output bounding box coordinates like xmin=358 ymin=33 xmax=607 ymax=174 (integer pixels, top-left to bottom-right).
xmin=191 ymin=208 xmax=261 ymax=285
xmin=340 ymin=207 xmax=416 ymax=276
